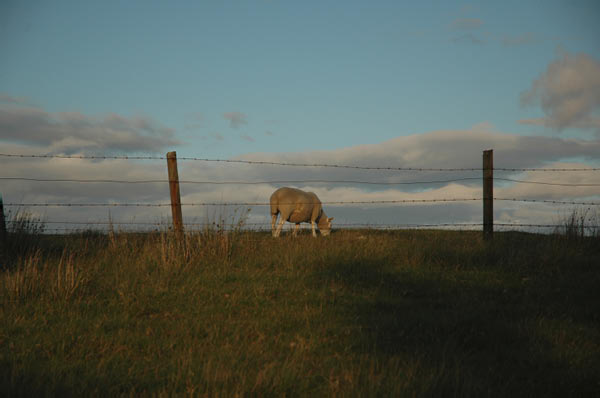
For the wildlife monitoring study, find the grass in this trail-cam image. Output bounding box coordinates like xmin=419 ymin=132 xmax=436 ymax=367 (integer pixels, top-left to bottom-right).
xmin=555 ymin=207 xmax=600 ymax=240
xmin=0 ymin=225 xmax=599 ymax=397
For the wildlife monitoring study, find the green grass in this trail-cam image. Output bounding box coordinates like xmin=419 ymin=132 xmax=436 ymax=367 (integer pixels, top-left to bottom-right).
xmin=1 ymin=229 xmax=599 ymax=397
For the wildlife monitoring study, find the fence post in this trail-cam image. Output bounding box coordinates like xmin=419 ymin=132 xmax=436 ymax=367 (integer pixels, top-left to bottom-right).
xmin=483 ymin=149 xmax=493 ymax=240
xmin=166 ymin=151 xmax=184 ymax=236
xmin=0 ymin=193 xmax=6 ymax=244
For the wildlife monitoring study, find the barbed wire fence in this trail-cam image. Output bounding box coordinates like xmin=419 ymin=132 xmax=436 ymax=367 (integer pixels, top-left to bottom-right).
xmin=1 ymin=151 xmax=599 ymax=238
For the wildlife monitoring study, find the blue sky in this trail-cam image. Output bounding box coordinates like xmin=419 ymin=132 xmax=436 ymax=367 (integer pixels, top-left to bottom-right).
xmin=2 ymin=0 xmax=599 ymax=158
xmin=1 ymin=1 xmax=599 ymax=230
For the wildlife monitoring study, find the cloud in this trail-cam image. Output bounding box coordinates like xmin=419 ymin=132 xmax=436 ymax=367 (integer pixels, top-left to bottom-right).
xmin=241 ymin=134 xmax=255 ymax=142
xmin=223 ymin=112 xmax=248 ymax=129
xmin=452 ymin=18 xmax=483 ymax=30
xmin=519 ymin=117 xmax=600 ymax=130
xmin=0 ymin=94 xmax=34 ymax=106
xmin=0 ymin=105 xmax=180 ymax=154
xmin=519 ymin=51 xmax=600 ymax=133
xmin=2 ymin=128 xmax=598 ymax=231
xmin=239 ymin=127 xmax=600 ymax=177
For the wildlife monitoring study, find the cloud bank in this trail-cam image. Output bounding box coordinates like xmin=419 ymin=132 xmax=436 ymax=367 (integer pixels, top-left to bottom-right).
xmin=2 ymin=127 xmax=598 ymax=232
xmin=0 ymin=105 xmax=180 ymax=154
xmin=0 ymin=94 xmax=34 ymax=106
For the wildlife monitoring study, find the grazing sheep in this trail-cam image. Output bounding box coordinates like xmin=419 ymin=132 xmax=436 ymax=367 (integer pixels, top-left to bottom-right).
xmin=270 ymin=187 xmax=333 ymax=237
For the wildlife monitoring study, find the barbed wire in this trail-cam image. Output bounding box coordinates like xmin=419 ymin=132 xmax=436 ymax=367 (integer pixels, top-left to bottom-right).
xmin=4 ymin=198 xmax=600 ymax=207
xmin=3 ymin=199 xmax=482 ymax=207
xmin=2 ymin=176 xmax=599 ymax=187
xmin=4 ymin=153 xmax=598 ymax=237
xmin=6 ymin=220 xmax=482 ymax=227
xmin=0 ymin=153 xmax=164 ymax=161
xmin=15 ymin=223 xmax=600 ymax=235
xmin=0 ymin=176 xmax=480 ymax=185
xmin=2 ymin=153 xmax=599 ymax=172
xmin=494 ymin=223 xmax=600 ymax=229
xmin=10 ymin=224 xmax=476 ymax=233
xmin=495 ymin=178 xmax=600 ymax=187
xmin=6 ymin=220 xmax=164 ymax=225
xmin=494 ymin=198 xmax=600 ymax=206
xmin=0 ymin=177 xmax=167 ymax=184
xmin=10 ymin=220 xmax=597 ymax=229
xmin=495 ymin=167 xmax=600 ymax=172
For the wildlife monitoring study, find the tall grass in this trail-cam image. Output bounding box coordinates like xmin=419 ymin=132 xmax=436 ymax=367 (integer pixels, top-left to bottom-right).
xmin=1 ymin=208 xmax=46 ymax=265
xmin=555 ymin=207 xmax=600 ymax=240
xmin=1 ymin=225 xmax=599 ymax=396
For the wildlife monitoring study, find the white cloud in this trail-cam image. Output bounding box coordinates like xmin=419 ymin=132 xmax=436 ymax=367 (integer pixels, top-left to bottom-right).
xmin=497 ymin=162 xmax=600 ymax=201
xmin=239 ymin=127 xmax=600 ymax=172
xmin=520 ymin=51 xmax=600 ymax=134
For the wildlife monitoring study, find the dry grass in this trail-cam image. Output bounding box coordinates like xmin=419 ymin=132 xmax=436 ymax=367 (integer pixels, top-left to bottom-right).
xmin=1 ymin=223 xmax=599 ymax=396
xmin=555 ymin=207 xmax=600 ymax=240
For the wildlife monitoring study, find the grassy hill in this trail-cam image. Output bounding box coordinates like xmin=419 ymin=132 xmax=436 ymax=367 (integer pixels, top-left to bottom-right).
xmin=1 ymin=228 xmax=599 ymax=396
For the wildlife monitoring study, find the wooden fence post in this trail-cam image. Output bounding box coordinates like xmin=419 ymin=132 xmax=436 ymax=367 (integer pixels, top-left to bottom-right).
xmin=0 ymin=193 xmax=6 ymax=244
xmin=166 ymin=151 xmax=184 ymax=236
xmin=483 ymin=149 xmax=493 ymax=240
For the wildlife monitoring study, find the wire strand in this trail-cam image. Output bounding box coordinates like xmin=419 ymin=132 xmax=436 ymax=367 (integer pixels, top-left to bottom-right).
xmin=2 ymin=176 xmax=599 ymax=187
xmin=8 ymin=219 xmax=600 ymax=228
xmin=20 ymin=222 xmax=600 ymax=234
xmin=495 ymin=178 xmax=600 ymax=187
xmin=494 ymin=198 xmax=600 ymax=205
xmin=2 ymin=153 xmax=599 ymax=172
xmin=5 ymin=198 xmax=600 ymax=207
xmin=3 ymin=199 xmax=482 ymax=207
xmin=0 ymin=176 xmax=482 ymax=185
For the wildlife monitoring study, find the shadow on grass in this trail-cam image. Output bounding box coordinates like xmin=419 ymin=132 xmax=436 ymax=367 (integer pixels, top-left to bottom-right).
xmin=0 ymin=361 xmax=78 ymax=398
xmin=314 ymin=237 xmax=600 ymax=397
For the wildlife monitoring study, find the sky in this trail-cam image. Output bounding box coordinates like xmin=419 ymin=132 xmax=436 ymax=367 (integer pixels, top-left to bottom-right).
xmin=1 ymin=0 xmax=600 ymax=232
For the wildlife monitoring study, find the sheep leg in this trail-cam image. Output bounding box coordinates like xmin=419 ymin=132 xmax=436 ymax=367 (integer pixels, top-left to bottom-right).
xmin=271 ymin=214 xmax=278 ymax=237
xmin=275 ymin=217 xmax=285 ymax=238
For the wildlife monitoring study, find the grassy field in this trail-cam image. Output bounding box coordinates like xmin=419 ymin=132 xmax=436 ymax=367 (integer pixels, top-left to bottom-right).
xmin=1 ymin=226 xmax=599 ymax=397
